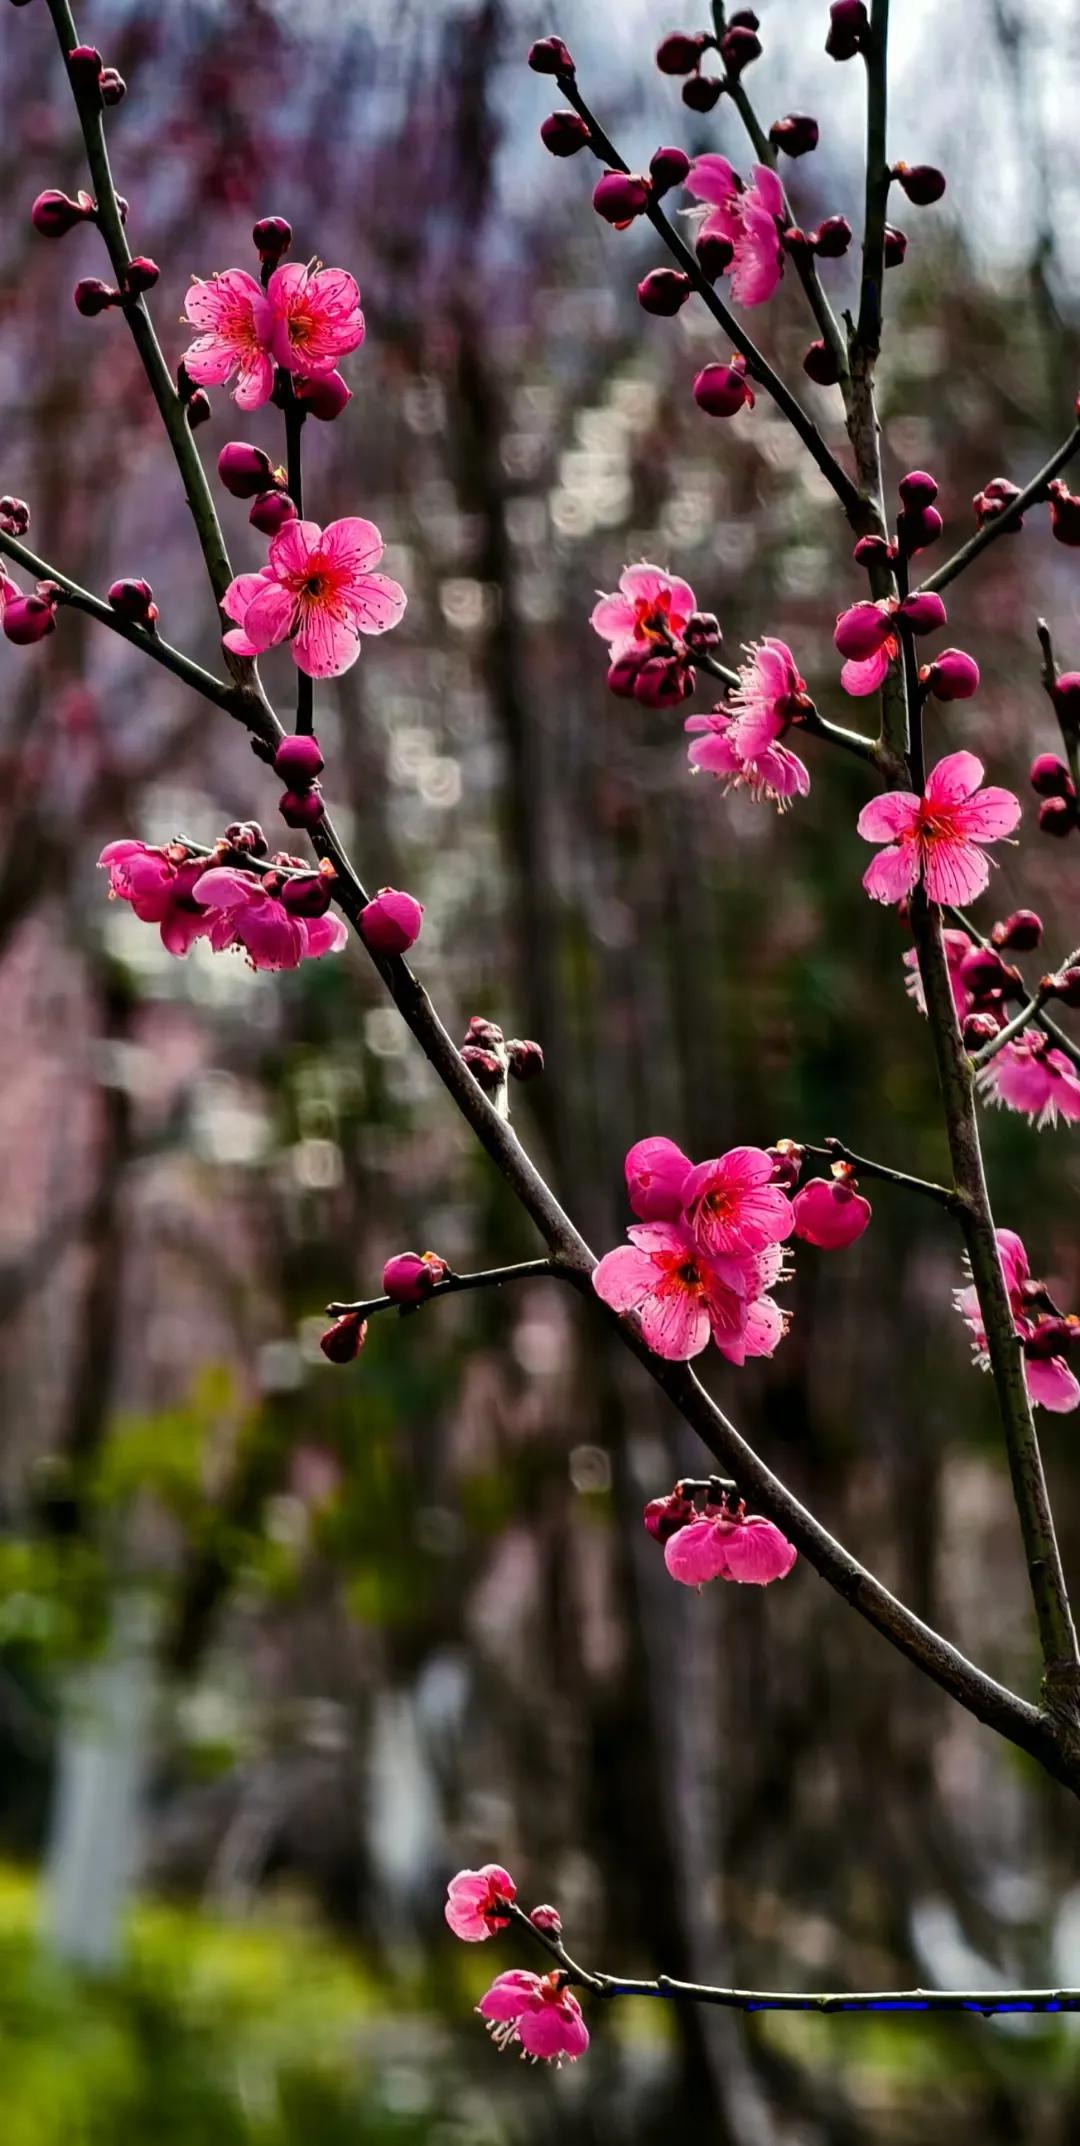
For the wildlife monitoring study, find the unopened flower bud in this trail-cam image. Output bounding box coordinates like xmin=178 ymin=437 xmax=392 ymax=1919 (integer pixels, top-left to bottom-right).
xmin=1046 ymin=967 xmax=1080 ymax=1009
xmin=218 ymin=441 xmax=279 ymax=498
xmin=464 ymin=1016 xmax=505 ymax=1051
xmin=634 ymin=652 xmax=694 ymax=706
xmin=959 ymin=945 xmax=1008 ymax=1000
xmin=593 ymin=171 xmax=651 ymax=226
xmin=1038 ymin=795 xmax=1077 ymax=837
xmin=528 ymin=1904 xmax=563 ymax=1936
xmin=250 ymin=488 xmax=297 ymax=535
xmin=1051 ymin=672 xmax=1080 ymax=728
xmin=383 ymin=1251 xmax=449 ymax=1304
xmin=695 ymin=230 xmax=735 ymax=279
xmin=2 ymin=592 xmax=57 ymax=644
xmin=73 ymin=276 xmax=120 ymax=316
xmin=31 ymin=188 xmax=95 ymax=237
xmin=729 ymin=7 xmax=760 ymax=22
xmin=107 ymin=577 xmax=157 ymax=627
xmin=527 ymin=36 xmax=575 ymax=75
xmin=810 ymin=215 xmax=852 ymax=258
xmin=280 ymin=869 xmax=333 ymax=917
xmin=693 ymin=358 xmax=753 ymax=416
xmin=644 ymin=1489 xmax=695 ymax=1542
xmin=719 ymin=23 xmax=761 ymax=75
xmin=683 ymin=610 xmax=722 ymax=652
xmin=637 ymin=266 xmax=691 ymax=315
xmin=897 ymin=589 xmax=946 ymax=635
xmin=892 ymin=162 xmax=945 ymax=205
xmin=186 ymin=390 xmax=212 ymax=426
xmin=224 ymin=820 xmax=268 ymax=855
xmin=770 ymin=112 xmax=819 ymax=157
xmin=962 ymin=1011 xmax=1000 ymax=1049
xmin=279 ymin=786 xmax=325 ymax=829
xmin=897 ymin=504 xmax=943 ymax=553
xmin=922 ymin=648 xmax=979 ymax=701
xmin=649 ymin=145 xmax=691 ymax=196
xmin=461 ymin=1044 xmax=504 ymax=1090
xmin=682 ymin=71 xmax=724 ymax=111
xmin=320 ymin=1310 xmax=367 ymax=1364
xmin=0 ymin=496 xmax=30 ymax=536
xmin=252 ymin=215 xmax=291 ymax=262
xmin=767 ymin=1140 xmax=804 ymax=1190
xmin=274 ymin=733 xmax=325 ymax=787
xmin=792 ymin=1177 xmax=871 ymax=1250
xmin=991 ymin=908 xmax=1043 ymax=953
xmin=359 ymin=887 xmax=424 ymax=955
xmin=852 ymin=533 xmax=895 ymax=565
xmin=121 ymin=256 xmax=159 ymax=296
xmin=825 ymin=0 xmax=869 ymax=60
xmin=67 ymin=44 xmax=103 ymax=89
xmin=507 ymin=1038 xmax=544 ymax=1080
xmin=972 ymin=476 xmax=1022 ymax=529
xmin=540 ymin=110 xmax=590 ymax=156
xmin=293 ymin=369 xmax=352 ymax=421
xmin=1030 ymin=753 xmax=1074 ymax=799
xmin=1025 ymin=1316 xmax=1080 ymax=1360
xmin=607 ymin=650 xmax=644 ymax=698
xmin=884 ymin=224 xmax=908 ymax=266
xmin=656 ymin=31 xmax=709 ymax=74
xmin=100 ymin=68 xmax=126 ymax=105
xmin=898 ymin=469 xmax=938 ymax=508
xmin=1049 ymin=479 xmax=1080 ymax=546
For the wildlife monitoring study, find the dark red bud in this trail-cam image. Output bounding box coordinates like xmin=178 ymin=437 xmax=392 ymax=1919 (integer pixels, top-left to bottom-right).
xmin=607 ymin=650 xmax=645 ymax=698
xmin=507 ymin=1038 xmax=545 ymax=1080
xmin=644 ymin=1490 xmax=695 ymax=1542
xmin=656 ymin=31 xmax=709 ymax=73
xmin=852 ymin=533 xmax=896 ymax=565
xmin=592 ymin=171 xmax=651 ymax=225
xmin=293 ymin=370 xmax=352 ymax=420
xmin=973 ymin=476 xmax=1023 ymax=529
xmin=991 ymin=908 xmax=1043 ymax=953
xmin=962 ymin=1011 xmax=1001 ymax=1049
xmin=279 ymin=786 xmax=325 ymax=829
xmin=0 ymin=496 xmax=30 ymax=536
xmin=810 ymin=215 xmax=852 ymax=258
xmin=897 ymin=590 xmax=946 ymax=635
xmin=825 ymin=1 xmax=869 ymax=60
xmin=252 ymin=215 xmax=292 ymax=261
xmin=897 ymin=504 xmax=943 ymax=554
xmin=1046 ymin=967 xmax=1080 ymax=1009
xmin=218 ymin=441 xmax=280 ymax=498
xmin=1030 ymin=753 xmax=1075 ymax=799
xmin=249 ymin=489 xmax=298 ymax=535
xmin=3 ymin=593 xmax=57 ymax=644
xmin=1038 ymin=795 xmax=1077 ymax=837
xmin=540 ymin=110 xmax=590 ymax=156
xmin=729 ymin=9 xmax=760 ymax=26
xmin=802 ymin=339 xmax=841 ymax=386
xmin=186 ymin=389 xmax=212 ymax=427
xmin=320 ymin=1310 xmax=367 ymax=1364
xmin=31 ymin=188 xmax=94 ymax=238
xmin=683 ymin=610 xmax=722 ymax=652
xmin=637 ymin=267 xmax=691 ymax=315
xmin=99 ymin=67 xmax=126 ymax=105
xmin=695 ymin=230 xmax=735 ymax=279
xmin=464 ymin=1015 xmax=505 ymax=1050
xmin=884 ymin=224 xmax=908 ymax=266
xmin=634 ymin=653 xmax=695 ymax=707
xmin=460 ymin=1044 xmax=505 ymax=1090
xmin=693 ymin=359 xmax=753 ymax=417
xmin=67 ymin=44 xmax=103 ymax=89
xmin=1051 ymin=672 xmax=1080 ymax=726
xmin=280 ymin=870 xmax=334 ymax=918
xmin=719 ymin=24 xmax=761 ymax=75
xmin=958 ymin=946 xmax=1008 ymax=1000
xmin=107 ymin=577 xmax=157 ymax=628
xmin=892 ymin=161 xmax=946 ymax=205
xmin=224 ymin=821 xmax=269 ymax=856
xmin=528 ymin=36 xmax=575 ymax=75
xmin=682 ymin=71 xmax=724 ymax=111
xmin=1049 ymin=480 xmax=1080 ymax=546
xmin=898 ymin=469 xmax=938 ymax=507
xmin=770 ymin=112 xmax=819 ymax=157
xmin=121 ymin=256 xmax=159 ymax=295
xmin=529 ymin=1904 xmax=564 ymax=1936
xmin=274 ymin=733 xmax=325 ymax=787
xmin=73 ymin=277 xmax=120 ymax=316
xmin=923 ymin=648 xmax=979 ymax=701
xmin=1024 ymin=1317 xmax=1080 ymax=1360
xmin=649 ymin=145 xmax=691 ymax=196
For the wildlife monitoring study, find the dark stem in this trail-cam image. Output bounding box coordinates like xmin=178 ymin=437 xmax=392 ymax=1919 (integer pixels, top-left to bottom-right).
xmin=801 ymin=1138 xmax=963 ymax=1212
xmin=922 ymin=430 xmax=1080 ymax=597
xmin=1037 ymin=615 xmax=1080 ymax=794
xmin=326 ymin=1258 xmax=563 ymax=1319
xmin=855 ymin=0 xmax=891 ymax=358
xmin=941 ymin=902 xmax=1080 ymax=1074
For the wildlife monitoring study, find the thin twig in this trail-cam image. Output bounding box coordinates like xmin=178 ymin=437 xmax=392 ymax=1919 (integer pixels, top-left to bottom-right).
xmin=692 ymin=646 xmax=883 ymax=768
xmin=1037 ymin=616 xmax=1080 ymax=794
xmin=942 ymin=904 xmax=1080 ymax=1075
xmin=969 ymin=988 xmax=1052 ymax=1070
xmin=921 ymin=429 xmax=1080 ymax=596
xmin=326 ymin=1258 xmax=563 ymax=1319
xmin=802 ymin=1138 xmax=963 ymax=1212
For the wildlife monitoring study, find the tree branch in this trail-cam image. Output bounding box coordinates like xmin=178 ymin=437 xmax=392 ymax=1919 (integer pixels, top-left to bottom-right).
xmin=326 ymin=1258 xmax=564 ymax=1319
xmin=922 ymin=428 xmax=1080 ymax=596
xmin=801 ymin=1137 xmax=964 ymax=1212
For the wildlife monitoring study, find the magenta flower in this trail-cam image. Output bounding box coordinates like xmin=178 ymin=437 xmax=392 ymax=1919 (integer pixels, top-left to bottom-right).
xmin=665 ymin=1508 xmax=797 ymax=1587
xmin=444 ymin=1864 xmax=516 ymax=1941
xmin=192 ymin=866 xmax=347 ymax=970
xmin=477 ymin=1970 xmax=589 ymax=2064
xmin=792 ymin=1175 xmax=871 ymax=1248
xmin=834 ymin=592 xmax=947 ymax=697
xmin=590 ymin=561 xmax=697 ymax=659
xmin=857 ymin=751 xmax=1021 ymax=906
xmin=593 ymin=1221 xmax=752 ymax=1361
xmin=98 ymin=839 xmax=213 ymax=956
xmin=263 ymin=261 xmax=365 ymax=377
xmin=687 ymin=708 xmax=810 ymax=807
xmin=222 ymin=518 xmax=406 ymax=678
xmin=358 ymin=887 xmax=424 ymax=954
xmin=383 ymin=1250 xmax=449 ymax=1303
xmin=684 ymin=155 xmax=785 ymax=306
xmin=682 ymin=1146 xmax=793 ymax=1261
xmin=956 ymin=1230 xmax=1080 ymax=1414
xmin=977 ymin=1031 xmax=1080 ymax=1130
xmin=903 ymin=927 xmax=973 ymax=1018
xmin=686 ymin=637 xmax=811 ymax=808
xmin=624 ymin=1134 xmax=694 ymax=1221
xmin=181 ymin=268 xmax=276 ymax=410
xmin=715 ymin=1242 xmax=791 ymax=1365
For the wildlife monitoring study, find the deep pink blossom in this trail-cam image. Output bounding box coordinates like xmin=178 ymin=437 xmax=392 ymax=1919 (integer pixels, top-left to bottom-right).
xmin=192 ymin=865 xmax=347 ymax=970
xmin=858 ymin=751 xmax=1021 ymax=906
xmin=956 ymin=1230 xmax=1080 ymax=1413
xmin=181 ymin=268 xmax=276 ymax=410
xmin=977 ymin=1031 xmax=1080 ymax=1129
xmin=98 ymin=840 xmax=213 ymax=955
xmin=685 ymin=637 xmax=811 ymax=807
xmin=445 ymin=1864 xmax=516 ymax=1941
xmin=792 ymin=1176 xmax=871 ymax=1248
xmin=903 ymin=927 xmax=973 ymax=1018
xmin=624 ymin=1135 xmax=694 ymax=1221
xmin=477 ymin=1970 xmax=589 ymax=2063
xmin=358 ymin=887 xmax=424 ymax=954
xmin=685 ymin=155 xmax=785 ymax=305
xmin=682 ymin=1146 xmax=793 ymax=1261
xmin=834 ymin=591 xmax=947 ymax=697
xmin=665 ymin=1509 xmax=797 ymax=1587
xmin=222 ymin=518 xmax=406 ymax=678
xmin=593 ymin=1221 xmax=752 ymax=1360
xmin=383 ymin=1251 xmax=449 ymax=1303
xmin=714 ymin=1243 xmax=790 ymax=1365
xmin=590 ymin=562 xmax=697 ymax=658
xmin=263 ymin=262 xmax=365 ymax=377
xmin=686 ymin=711 xmax=809 ymax=807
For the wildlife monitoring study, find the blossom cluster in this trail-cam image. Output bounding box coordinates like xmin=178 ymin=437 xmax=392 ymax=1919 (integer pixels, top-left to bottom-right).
xmin=956 ymin=1230 xmax=1080 ymax=1414
xmin=444 ymin=1866 xmax=588 ymax=2064
xmin=98 ymin=835 xmax=347 ymax=970
xmin=644 ymin=1483 xmax=797 ymax=1588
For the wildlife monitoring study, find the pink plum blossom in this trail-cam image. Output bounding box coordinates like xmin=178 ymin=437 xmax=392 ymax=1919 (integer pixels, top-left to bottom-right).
xmin=593 ymin=1221 xmax=754 ymax=1360
xmin=222 ymin=517 xmax=406 ymax=678
xmin=685 ymin=154 xmax=785 ymax=305
xmin=477 ymin=1970 xmax=589 ymax=2063
xmin=685 ymin=637 xmax=811 ymax=806
xmin=192 ymin=865 xmax=347 ymax=970
xmin=903 ymin=927 xmax=973 ymax=1018
xmin=665 ymin=1508 xmax=797 ymax=1587
xmin=682 ymin=1146 xmax=793 ymax=1261
xmin=624 ymin=1134 xmax=694 ymax=1220
xmin=714 ymin=1242 xmax=791 ymax=1366
xmin=590 ymin=562 xmax=697 ymax=658
xmin=180 ymin=268 xmax=276 ymax=410
xmin=444 ymin=1864 xmax=516 ymax=1941
xmin=686 ymin=708 xmax=810 ymax=807
xmin=977 ymin=1031 xmax=1080 ymax=1129
xmin=956 ymin=1229 xmax=1080 ymax=1413
xmin=834 ymin=592 xmax=947 ymax=697
xmin=792 ymin=1176 xmax=872 ymax=1248
xmin=98 ymin=840 xmax=213 ymax=956
xmin=857 ymin=752 xmax=1021 ymax=907
xmin=263 ymin=261 xmax=365 ymax=377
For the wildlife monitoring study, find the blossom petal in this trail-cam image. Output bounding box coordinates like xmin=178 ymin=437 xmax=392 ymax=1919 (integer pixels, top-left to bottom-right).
xmin=857 ymin=791 xmax=921 ymax=841
xmin=1026 ymin=1356 xmax=1080 ymax=1413
xmin=921 ymin=837 xmax=990 ymax=907
xmin=952 ymin=786 xmax=1022 ymax=841
xmin=862 ymin=844 xmax=920 ymax=904
xmin=924 ymin=750 xmax=984 ymax=806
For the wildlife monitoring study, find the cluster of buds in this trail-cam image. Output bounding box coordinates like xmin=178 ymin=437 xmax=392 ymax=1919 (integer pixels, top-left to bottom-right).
xmin=358 ymin=886 xmax=424 ymax=956
xmin=107 ymin=577 xmax=158 ymax=630
xmin=66 ymin=44 xmax=126 ymax=106
xmin=31 ymin=188 xmax=96 ymax=238
xmin=459 ymin=1015 xmax=544 ymax=1099
xmin=956 ymin=940 xmax=1027 ymax=1049
xmin=825 ymin=1 xmax=870 ymax=60
xmin=609 ymin=607 xmax=719 ymax=709
xmin=645 ymin=1479 xmax=797 ymax=1589
xmin=895 ymin=469 xmax=942 ymax=556
xmin=72 ymin=262 xmax=158 ymax=319
xmin=655 ymin=12 xmax=761 ymax=109
xmin=781 ymin=215 xmax=852 ymax=262
xmin=218 ymin=441 xmax=297 ymax=538
xmin=592 ymin=146 xmax=690 ymax=231
xmin=273 ymin=732 xmax=326 ymax=831
xmin=973 ymin=476 xmax=1023 ymax=531
xmin=1029 ymin=672 xmax=1080 ymax=837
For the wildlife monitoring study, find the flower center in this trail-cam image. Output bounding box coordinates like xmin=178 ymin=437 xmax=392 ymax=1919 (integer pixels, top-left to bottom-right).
xmin=633 ymin=592 xmax=674 ymax=642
